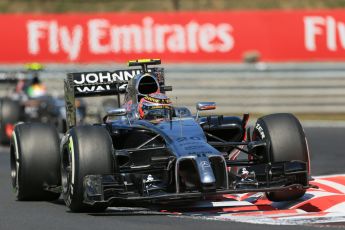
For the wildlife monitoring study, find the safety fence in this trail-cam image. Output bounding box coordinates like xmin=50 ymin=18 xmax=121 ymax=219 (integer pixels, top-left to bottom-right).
xmin=1 ymin=63 xmax=341 ymax=115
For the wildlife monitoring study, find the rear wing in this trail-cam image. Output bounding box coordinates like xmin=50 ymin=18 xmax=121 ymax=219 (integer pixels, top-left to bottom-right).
xmin=0 ymin=63 xmax=44 ymax=84
xmin=0 ymin=72 xmax=26 ymax=84
xmin=0 ymin=69 xmax=44 ymax=85
xmin=64 ymin=67 xmax=165 ymax=128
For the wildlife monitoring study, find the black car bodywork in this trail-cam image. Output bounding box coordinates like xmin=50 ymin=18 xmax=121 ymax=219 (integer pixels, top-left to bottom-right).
xmin=9 ymin=59 xmax=312 ymax=212
xmin=60 ymin=59 xmax=311 ymax=207
xmin=0 ymin=70 xmax=86 ymax=143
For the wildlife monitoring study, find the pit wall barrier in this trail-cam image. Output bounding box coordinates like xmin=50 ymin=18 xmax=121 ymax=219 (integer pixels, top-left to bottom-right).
xmin=1 ymin=64 xmax=344 ymax=115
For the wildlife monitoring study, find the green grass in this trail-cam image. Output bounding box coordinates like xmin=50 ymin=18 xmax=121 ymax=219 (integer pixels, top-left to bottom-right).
xmin=1 ymin=0 xmax=345 ymax=13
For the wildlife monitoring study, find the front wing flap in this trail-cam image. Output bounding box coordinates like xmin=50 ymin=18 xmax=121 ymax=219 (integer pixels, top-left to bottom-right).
xmin=83 ymin=161 xmax=312 ymax=205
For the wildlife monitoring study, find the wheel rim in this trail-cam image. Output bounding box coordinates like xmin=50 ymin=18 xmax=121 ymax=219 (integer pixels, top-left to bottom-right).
xmin=10 ymin=140 xmax=19 ymax=196
xmin=61 ymin=149 xmax=72 ymax=194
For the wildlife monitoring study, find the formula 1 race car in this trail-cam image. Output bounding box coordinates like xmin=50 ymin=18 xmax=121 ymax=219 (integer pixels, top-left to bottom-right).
xmin=0 ymin=63 xmax=86 ymax=144
xmin=10 ymin=59 xmax=312 ymax=212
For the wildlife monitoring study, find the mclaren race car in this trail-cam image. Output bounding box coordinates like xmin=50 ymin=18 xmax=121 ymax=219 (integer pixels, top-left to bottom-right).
xmin=10 ymin=59 xmax=312 ymax=212
xmin=0 ymin=63 xmax=86 ymax=143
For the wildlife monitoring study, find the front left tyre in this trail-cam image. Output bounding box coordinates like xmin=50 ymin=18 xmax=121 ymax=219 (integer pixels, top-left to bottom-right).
xmin=10 ymin=123 xmax=61 ymax=200
xmin=61 ymin=125 xmax=114 ymax=212
xmin=253 ymin=113 xmax=310 ymax=202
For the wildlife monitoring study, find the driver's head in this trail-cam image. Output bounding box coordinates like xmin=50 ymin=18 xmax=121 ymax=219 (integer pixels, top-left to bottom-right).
xmin=138 ymin=93 xmax=172 ymax=120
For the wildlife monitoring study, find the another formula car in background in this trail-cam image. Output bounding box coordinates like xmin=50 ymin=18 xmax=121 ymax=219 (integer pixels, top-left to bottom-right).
xmin=10 ymin=59 xmax=312 ymax=212
xmin=0 ymin=63 xmax=86 ymax=144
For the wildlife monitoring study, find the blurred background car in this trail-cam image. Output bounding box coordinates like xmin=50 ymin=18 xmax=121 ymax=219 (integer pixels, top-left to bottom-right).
xmin=0 ymin=63 xmax=87 ymax=144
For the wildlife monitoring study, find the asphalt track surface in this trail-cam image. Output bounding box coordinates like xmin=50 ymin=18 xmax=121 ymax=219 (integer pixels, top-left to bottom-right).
xmin=0 ymin=126 xmax=344 ymax=230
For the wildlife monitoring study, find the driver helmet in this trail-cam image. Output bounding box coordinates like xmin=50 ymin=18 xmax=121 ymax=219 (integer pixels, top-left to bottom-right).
xmin=26 ymin=83 xmax=47 ymax=98
xmin=138 ymin=93 xmax=172 ymax=120
xmin=24 ymin=62 xmax=46 ymax=98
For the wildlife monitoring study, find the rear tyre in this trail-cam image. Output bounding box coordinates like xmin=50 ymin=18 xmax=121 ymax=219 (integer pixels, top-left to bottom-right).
xmin=61 ymin=125 xmax=114 ymax=212
xmin=10 ymin=123 xmax=61 ymax=200
xmin=0 ymin=98 xmax=22 ymax=144
xmin=56 ymin=118 xmax=67 ymax=134
xmin=253 ymin=113 xmax=310 ymax=202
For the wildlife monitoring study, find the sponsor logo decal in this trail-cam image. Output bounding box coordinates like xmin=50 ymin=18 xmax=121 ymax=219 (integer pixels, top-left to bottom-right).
xmin=73 ymin=70 xmax=138 ymax=93
xmin=4 ymin=11 xmax=345 ymax=62
xmin=255 ymin=123 xmax=266 ymax=139
xmin=26 ymin=17 xmax=234 ymax=61
xmin=73 ymin=70 xmax=142 ymax=85
xmin=304 ymin=16 xmax=345 ymax=52
xmin=200 ymin=161 xmax=211 ymax=170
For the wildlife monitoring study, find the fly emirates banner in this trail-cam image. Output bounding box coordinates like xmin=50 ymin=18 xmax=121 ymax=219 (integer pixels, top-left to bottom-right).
xmin=1 ymin=10 xmax=345 ymax=63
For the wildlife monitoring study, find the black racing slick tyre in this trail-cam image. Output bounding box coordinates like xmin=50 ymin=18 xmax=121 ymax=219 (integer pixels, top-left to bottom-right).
xmin=253 ymin=113 xmax=310 ymax=202
xmin=10 ymin=123 xmax=61 ymax=200
xmin=61 ymin=125 xmax=114 ymax=212
xmin=0 ymin=98 xmax=22 ymax=144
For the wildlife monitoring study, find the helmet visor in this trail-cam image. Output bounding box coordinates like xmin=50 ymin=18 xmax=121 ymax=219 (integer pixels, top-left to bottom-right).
xmin=142 ymin=103 xmax=172 ymax=120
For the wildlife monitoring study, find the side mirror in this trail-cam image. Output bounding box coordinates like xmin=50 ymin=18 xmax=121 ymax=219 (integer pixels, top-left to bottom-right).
xmin=196 ymin=102 xmax=216 ymax=111
xmin=196 ymin=102 xmax=216 ymax=120
xmin=103 ymin=108 xmax=127 ymax=123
